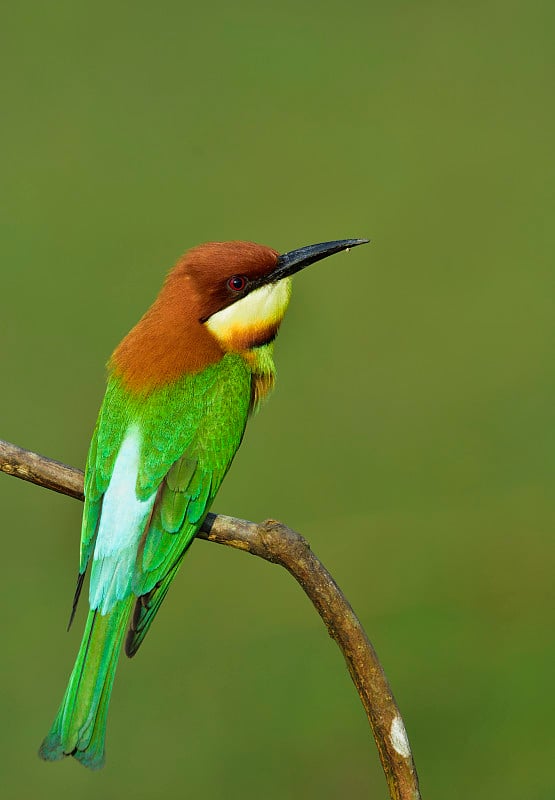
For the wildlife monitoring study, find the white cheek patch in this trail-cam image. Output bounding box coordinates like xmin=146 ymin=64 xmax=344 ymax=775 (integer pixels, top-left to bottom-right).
xmin=206 ymin=278 xmax=291 ymax=344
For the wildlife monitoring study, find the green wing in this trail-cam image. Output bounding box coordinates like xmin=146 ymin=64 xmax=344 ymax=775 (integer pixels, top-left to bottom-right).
xmin=70 ymin=381 xmax=130 ymax=624
xmin=76 ymin=354 xmax=251 ymax=652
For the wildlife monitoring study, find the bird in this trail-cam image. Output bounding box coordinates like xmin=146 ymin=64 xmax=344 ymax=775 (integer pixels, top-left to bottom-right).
xmin=39 ymin=237 xmax=369 ymax=769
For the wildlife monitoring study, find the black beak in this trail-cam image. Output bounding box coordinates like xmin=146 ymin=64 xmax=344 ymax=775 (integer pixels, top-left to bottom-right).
xmin=254 ymin=238 xmax=369 ymax=289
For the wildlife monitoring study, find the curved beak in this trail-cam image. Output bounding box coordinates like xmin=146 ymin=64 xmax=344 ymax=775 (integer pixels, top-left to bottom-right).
xmin=252 ymin=238 xmax=369 ymax=290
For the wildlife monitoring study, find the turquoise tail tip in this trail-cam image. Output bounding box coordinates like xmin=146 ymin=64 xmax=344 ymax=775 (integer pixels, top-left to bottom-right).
xmin=38 ymin=731 xmax=64 ymax=762
xmin=39 ymin=600 xmax=133 ymax=770
xmin=38 ymin=727 xmax=106 ymax=769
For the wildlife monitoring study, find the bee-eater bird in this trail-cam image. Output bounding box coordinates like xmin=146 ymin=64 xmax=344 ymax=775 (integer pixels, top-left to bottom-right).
xmin=39 ymin=237 xmax=368 ymax=769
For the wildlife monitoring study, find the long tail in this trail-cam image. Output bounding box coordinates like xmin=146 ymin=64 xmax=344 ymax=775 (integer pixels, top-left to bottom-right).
xmin=39 ymin=596 xmax=133 ymax=769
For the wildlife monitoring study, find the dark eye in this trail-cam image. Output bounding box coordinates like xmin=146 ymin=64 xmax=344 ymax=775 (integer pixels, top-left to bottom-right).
xmin=227 ymin=275 xmax=247 ymax=292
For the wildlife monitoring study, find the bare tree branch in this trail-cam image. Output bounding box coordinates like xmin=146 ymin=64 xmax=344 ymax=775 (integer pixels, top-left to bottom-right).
xmin=0 ymin=438 xmax=421 ymax=800
xmin=0 ymin=439 xmax=85 ymax=500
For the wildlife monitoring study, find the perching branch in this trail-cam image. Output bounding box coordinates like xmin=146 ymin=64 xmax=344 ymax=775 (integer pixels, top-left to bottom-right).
xmin=0 ymin=438 xmax=421 ymax=800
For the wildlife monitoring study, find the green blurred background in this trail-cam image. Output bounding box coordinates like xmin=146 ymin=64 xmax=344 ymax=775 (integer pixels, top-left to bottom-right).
xmin=1 ymin=1 xmax=554 ymax=797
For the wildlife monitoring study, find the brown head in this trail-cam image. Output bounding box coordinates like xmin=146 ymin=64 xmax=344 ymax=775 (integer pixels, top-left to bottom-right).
xmin=110 ymin=238 xmax=368 ymax=391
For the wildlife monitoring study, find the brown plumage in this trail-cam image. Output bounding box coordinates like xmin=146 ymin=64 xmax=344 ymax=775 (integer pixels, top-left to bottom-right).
xmin=111 ymin=241 xmax=279 ymax=391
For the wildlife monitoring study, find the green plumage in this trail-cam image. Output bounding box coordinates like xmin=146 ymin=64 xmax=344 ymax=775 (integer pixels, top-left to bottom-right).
xmin=38 ymin=235 xmax=363 ymax=771
xmin=40 ymin=351 xmax=268 ymax=768
xmin=39 ymin=600 xmax=133 ymax=768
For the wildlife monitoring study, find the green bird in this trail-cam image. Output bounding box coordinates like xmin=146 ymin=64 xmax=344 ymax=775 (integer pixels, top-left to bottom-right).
xmin=39 ymin=237 xmax=368 ymax=769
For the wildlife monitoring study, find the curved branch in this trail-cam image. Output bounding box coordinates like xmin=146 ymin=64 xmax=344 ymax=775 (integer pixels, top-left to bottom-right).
xmin=0 ymin=438 xmax=421 ymax=800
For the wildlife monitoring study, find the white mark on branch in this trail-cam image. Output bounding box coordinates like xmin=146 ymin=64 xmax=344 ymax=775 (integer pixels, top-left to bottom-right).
xmin=0 ymin=437 xmax=421 ymax=798
xmin=390 ymin=715 xmax=411 ymax=758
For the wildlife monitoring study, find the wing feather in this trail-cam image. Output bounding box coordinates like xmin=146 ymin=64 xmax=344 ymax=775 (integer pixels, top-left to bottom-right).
xmin=74 ymin=354 xmax=251 ymax=652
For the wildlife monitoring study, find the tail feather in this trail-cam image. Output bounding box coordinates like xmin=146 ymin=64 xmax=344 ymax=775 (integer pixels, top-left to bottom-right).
xmin=125 ymin=553 xmax=186 ymax=658
xmin=39 ymin=596 xmax=133 ymax=769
